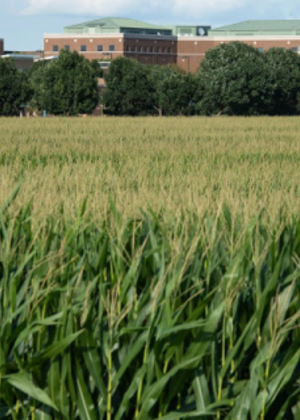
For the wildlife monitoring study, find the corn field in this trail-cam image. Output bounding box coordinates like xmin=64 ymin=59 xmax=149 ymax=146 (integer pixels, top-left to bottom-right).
xmin=1 ymin=117 xmax=300 ymax=419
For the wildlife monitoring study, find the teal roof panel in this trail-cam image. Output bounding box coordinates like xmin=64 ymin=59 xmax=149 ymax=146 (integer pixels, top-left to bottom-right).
xmin=65 ymin=17 xmax=170 ymax=31
xmin=210 ymin=20 xmax=300 ymax=34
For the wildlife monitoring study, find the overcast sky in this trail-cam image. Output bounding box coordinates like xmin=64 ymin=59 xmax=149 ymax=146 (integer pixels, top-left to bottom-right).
xmin=1 ymin=0 xmax=300 ymax=51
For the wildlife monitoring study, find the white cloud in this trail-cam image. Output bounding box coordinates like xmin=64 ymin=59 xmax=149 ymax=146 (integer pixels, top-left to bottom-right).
xmin=22 ymin=0 xmax=298 ymax=21
xmin=22 ymin=0 xmax=250 ymax=18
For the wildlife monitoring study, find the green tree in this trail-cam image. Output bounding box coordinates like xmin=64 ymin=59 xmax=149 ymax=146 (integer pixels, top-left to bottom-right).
xmin=102 ymin=57 xmax=155 ymax=115
xmin=159 ymin=72 xmax=200 ymax=115
xmin=30 ymin=50 xmax=99 ymax=115
xmin=27 ymin=60 xmax=50 ymax=111
xmin=90 ymin=59 xmax=104 ymax=78
xmin=265 ymin=47 xmax=300 ymax=115
xmin=198 ymin=42 xmax=270 ymax=115
xmin=0 ymin=58 xmax=31 ymax=116
xmin=149 ymin=65 xmax=184 ymax=116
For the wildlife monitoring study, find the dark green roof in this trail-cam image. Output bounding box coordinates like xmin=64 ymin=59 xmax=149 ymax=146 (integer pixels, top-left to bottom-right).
xmin=210 ymin=20 xmax=300 ymax=33
xmin=65 ymin=17 xmax=169 ymax=31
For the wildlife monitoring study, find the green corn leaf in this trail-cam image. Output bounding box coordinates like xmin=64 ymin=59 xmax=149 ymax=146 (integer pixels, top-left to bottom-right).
xmin=114 ymin=365 xmax=148 ymax=420
xmin=80 ymin=331 xmax=107 ymax=398
xmin=0 ymin=406 xmax=10 ymax=419
xmin=192 ymin=367 xmax=211 ymax=412
xmin=75 ymin=359 xmax=97 ymax=420
xmin=35 ymin=409 xmax=53 ymax=420
xmin=156 ymin=320 xmax=206 ymax=340
xmin=29 ymin=330 xmax=84 ymax=367
xmin=112 ymin=331 xmax=148 ymax=389
xmin=154 ymin=410 xmax=215 ymax=419
xmin=138 ymin=355 xmax=205 ymax=418
xmin=4 ymin=372 xmax=58 ymax=411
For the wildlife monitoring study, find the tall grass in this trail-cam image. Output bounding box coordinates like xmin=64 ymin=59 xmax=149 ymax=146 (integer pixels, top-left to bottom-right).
xmin=1 ymin=195 xmax=300 ymax=419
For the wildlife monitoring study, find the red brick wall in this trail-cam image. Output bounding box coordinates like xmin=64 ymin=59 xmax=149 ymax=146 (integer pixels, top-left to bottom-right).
xmin=177 ymin=38 xmax=300 ymax=73
xmin=124 ymin=37 xmax=177 ymax=66
xmin=44 ymin=34 xmax=300 ymax=73
xmin=44 ymin=36 xmax=125 ymax=60
xmin=177 ymin=39 xmax=217 ymax=72
xmin=44 ymin=35 xmax=178 ymax=67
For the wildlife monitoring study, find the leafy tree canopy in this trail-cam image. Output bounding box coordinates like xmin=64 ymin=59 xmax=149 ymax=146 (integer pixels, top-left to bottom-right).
xmin=156 ymin=70 xmax=200 ymax=116
xmin=198 ymin=42 xmax=270 ymax=115
xmin=0 ymin=58 xmax=31 ymax=116
xmin=29 ymin=50 xmax=99 ymax=115
xmin=90 ymin=59 xmax=104 ymax=78
xmin=265 ymin=47 xmax=300 ymax=115
xmin=102 ymin=57 xmax=155 ymax=116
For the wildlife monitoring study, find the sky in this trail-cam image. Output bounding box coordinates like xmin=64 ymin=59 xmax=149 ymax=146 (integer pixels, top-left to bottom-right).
xmin=1 ymin=0 xmax=300 ymax=51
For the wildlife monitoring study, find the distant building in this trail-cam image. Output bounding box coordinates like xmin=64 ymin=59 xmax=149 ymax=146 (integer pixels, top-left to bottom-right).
xmin=44 ymin=17 xmax=211 ymax=71
xmin=0 ymin=38 xmax=4 ymax=55
xmin=209 ymin=20 xmax=300 ymax=37
xmin=44 ymin=18 xmax=300 ymax=73
xmin=1 ymin=54 xmax=41 ymax=72
xmin=64 ymin=17 xmax=173 ymax=36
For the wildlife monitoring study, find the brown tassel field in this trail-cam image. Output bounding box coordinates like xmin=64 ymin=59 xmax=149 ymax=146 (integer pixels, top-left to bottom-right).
xmin=1 ymin=116 xmax=300 ymax=224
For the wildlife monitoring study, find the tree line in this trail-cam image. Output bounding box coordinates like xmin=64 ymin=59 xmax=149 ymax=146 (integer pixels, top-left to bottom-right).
xmin=1 ymin=42 xmax=300 ymax=117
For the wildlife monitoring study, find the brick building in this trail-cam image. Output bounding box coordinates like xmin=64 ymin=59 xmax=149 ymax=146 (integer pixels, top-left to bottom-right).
xmin=44 ymin=33 xmax=178 ymax=66
xmin=0 ymin=36 xmax=41 ymax=72
xmin=44 ymin=18 xmax=300 ymax=73
xmin=44 ymin=17 xmax=204 ymax=70
xmin=1 ymin=54 xmax=41 ymax=72
xmin=0 ymin=39 xmax=4 ymax=56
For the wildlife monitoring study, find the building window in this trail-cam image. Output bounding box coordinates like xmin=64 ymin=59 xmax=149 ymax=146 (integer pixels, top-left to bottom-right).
xmin=125 ymin=45 xmax=130 ymax=52
xmin=97 ymin=45 xmax=103 ymax=52
xmin=162 ymin=47 xmax=166 ymax=53
xmin=138 ymin=46 xmax=143 ymax=53
xmin=168 ymin=47 xmax=172 ymax=53
xmin=258 ymin=47 xmax=264 ymax=52
xmin=157 ymin=47 xmax=160 ymax=53
xmin=64 ymin=45 xmax=70 ymax=51
xmin=150 ymin=46 xmax=154 ymax=53
xmin=109 ymin=45 xmax=115 ymax=52
xmin=144 ymin=47 xmax=148 ymax=53
xmin=131 ymin=46 xmax=136 ymax=52
xmin=100 ymin=62 xmax=110 ymax=69
xmin=291 ymin=47 xmax=298 ymax=52
xmin=52 ymin=45 xmax=59 ymax=52
xmin=81 ymin=45 xmax=87 ymax=52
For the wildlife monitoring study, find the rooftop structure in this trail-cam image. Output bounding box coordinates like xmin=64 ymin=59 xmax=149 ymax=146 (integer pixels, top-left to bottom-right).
xmin=1 ymin=54 xmax=41 ymax=72
xmin=64 ymin=17 xmax=173 ymax=36
xmin=209 ymin=20 xmax=300 ymax=36
xmin=166 ymin=25 xmax=211 ymax=37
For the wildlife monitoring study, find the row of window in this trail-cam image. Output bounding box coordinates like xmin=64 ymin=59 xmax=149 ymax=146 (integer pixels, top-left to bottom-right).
xmin=52 ymin=45 xmax=116 ymax=52
xmin=257 ymin=46 xmax=299 ymax=52
xmin=125 ymin=46 xmax=173 ymax=53
xmin=52 ymin=44 xmax=300 ymax=54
